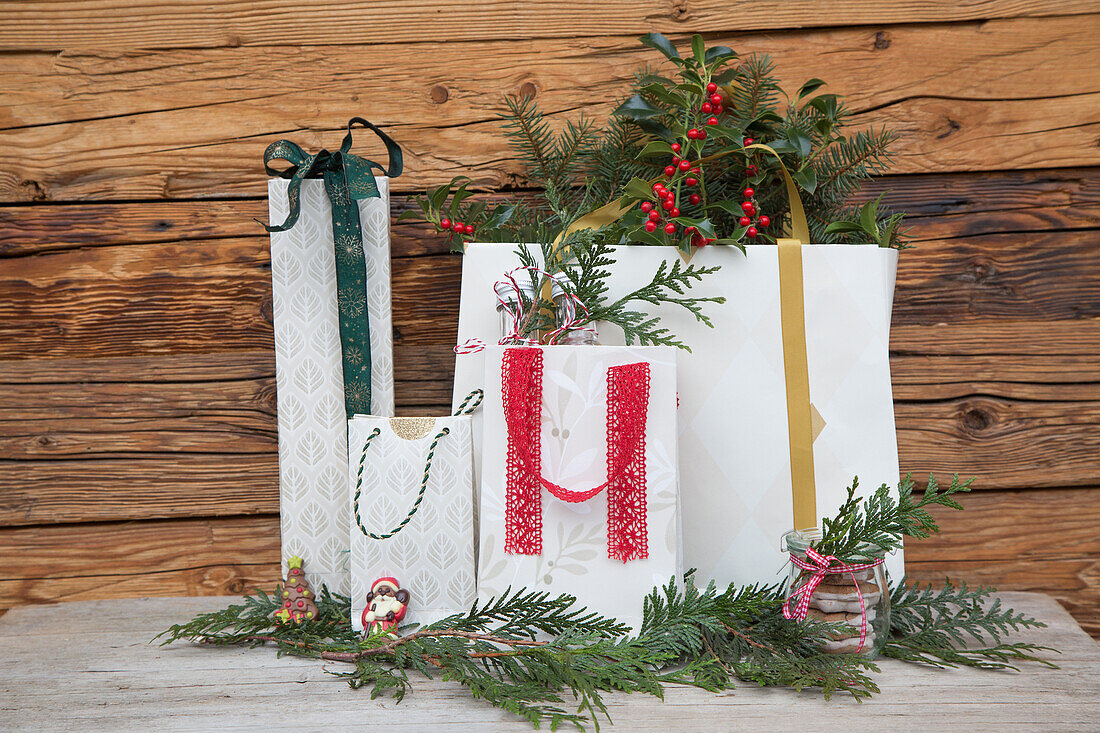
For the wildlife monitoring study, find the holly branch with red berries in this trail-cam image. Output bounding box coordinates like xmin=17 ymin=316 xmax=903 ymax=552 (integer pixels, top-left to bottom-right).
xmin=403 ymin=32 xmax=904 ymax=254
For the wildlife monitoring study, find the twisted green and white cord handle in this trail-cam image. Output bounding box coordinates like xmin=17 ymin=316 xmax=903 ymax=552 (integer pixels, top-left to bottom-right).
xmin=352 ymin=426 xmax=450 ymax=540
xmin=351 ymin=389 xmax=484 ymax=540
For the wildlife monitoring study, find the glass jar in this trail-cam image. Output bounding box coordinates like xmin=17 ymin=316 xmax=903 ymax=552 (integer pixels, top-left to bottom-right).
xmin=550 ymin=276 xmax=598 ymax=345
xmin=782 ymin=529 xmax=890 ymax=659
xmin=495 ymin=280 xmax=535 ymax=343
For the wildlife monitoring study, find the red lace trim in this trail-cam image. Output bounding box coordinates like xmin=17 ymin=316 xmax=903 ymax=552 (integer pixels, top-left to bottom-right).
xmin=501 ymin=347 xmax=650 ymax=562
xmin=605 ymin=362 xmax=649 ymax=562
xmin=502 ymin=347 xmax=543 ymax=556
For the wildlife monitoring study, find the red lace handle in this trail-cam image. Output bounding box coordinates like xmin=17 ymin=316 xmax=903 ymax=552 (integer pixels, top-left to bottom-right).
xmin=541 ymin=477 xmax=608 ymax=503
xmin=502 ymin=346 xmax=650 ymax=562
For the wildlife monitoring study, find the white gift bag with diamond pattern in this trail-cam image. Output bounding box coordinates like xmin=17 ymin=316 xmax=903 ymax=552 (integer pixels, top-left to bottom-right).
xmin=453 ymin=243 xmax=901 ymax=592
xmin=269 ymin=177 xmax=395 ymax=595
xmin=348 ymin=409 xmax=477 ymax=630
xmin=476 ymin=345 xmax=682 ymax=633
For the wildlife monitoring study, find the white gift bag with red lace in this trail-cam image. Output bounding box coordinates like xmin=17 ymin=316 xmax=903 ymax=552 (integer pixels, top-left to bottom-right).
xmin=476 ymin=345 xmax=682 ymax=631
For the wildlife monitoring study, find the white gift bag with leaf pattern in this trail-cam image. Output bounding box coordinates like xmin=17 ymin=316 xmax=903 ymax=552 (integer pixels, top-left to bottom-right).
xmin=477 ymin=345 xmax=682 ymax=632
xmin=270 ymin=177 xmax=396 ymax=596
xmin=347 ymin=391 xmax=482 ymax=631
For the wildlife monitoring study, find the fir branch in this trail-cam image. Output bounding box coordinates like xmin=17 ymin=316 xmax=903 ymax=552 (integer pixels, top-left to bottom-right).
xmin=729 ymin=53 xmax=781 ymax=128
xmin=503 ymin=94 xmax=557 ymax=185
xmin=812 ymin=127 xmax=897 ymax=202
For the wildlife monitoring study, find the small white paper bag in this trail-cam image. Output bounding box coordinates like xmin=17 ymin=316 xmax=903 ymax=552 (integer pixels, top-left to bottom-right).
xmin=348 ymin=410 xmax=477 ymax=630
xmin=477 ymin=345 xmax=682 ymax=632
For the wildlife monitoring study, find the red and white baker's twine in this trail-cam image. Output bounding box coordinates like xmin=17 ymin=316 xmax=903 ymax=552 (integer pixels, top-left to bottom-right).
xmin=782 ymin=547 xmax=885 ymax=653
xmin=454 ymin=266 xmax=595 ymax=354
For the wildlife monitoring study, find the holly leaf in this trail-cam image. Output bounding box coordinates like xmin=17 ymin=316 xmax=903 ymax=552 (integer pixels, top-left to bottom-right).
xmin=636 ymin=118 xmax=675 ymax=141
xmin=714 ymin=239 xmax=747 ymax=254
xmin=707 ymin=200 xmax=748 ymax=217
xmin=681 ymin=68 xmax=704 ymax=89
xmin=691 ymin=34 xmax=706 ymax=65
xmin=672 ymin=216 xmax=717 ymax=238
xmin=637 ymin=72 xmax=678 ymax=87
xmin=788 ymin=128 xmax=813 ymax=157
xmin=482 ymin=204 xmax=517 ymax=230
xmin=824 ymin=221 xmax=865 ymax=234
xmin=764 ymin=139 xmax=798 ymax=155
xmin=752 ymin=110 xmax=784 ymax=124
xmin=860 ymin=197 xmax=881 ymax=237
xmin=637 ymin=140 xmax=675 ymax=158
xmin=639 ymin=32 xmax=681 ymax=62
xmin=630 ymin=229 xmax=668 ymax=246
xmin=807 ymin=94 xmax=839 ymax=116
xmin=464 ymin=200 xmax=487 ymax=222
xmin=615 ymin=94 xmax=663 ymax=120
xmin=649 ymin=85 xmax=688 ymax=108
xmin=713 ymin=67 xmax=739 ymax=85
xmin=448 ymin=183 xmax=475 ymax=216
xmin=624 ymin=177 xmax=657 ymax=201
xmin=814 ymin=118 xmax=835 ymax=137
xmin=705 ymin=46 xmax=737 ymax=65
xmin=798 ymin=78 xmax=827 ymax=99
xmin=792 ymin=165 xmax=817 ymax=194
xmin=427 ymin=182 xmax=451 ymax=210
xmin=706 ymin=124 xmax=744 ymax=142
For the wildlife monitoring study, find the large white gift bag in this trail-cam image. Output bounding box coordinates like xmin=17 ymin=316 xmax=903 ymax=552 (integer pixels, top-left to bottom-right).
xmin=347 ymin=390 xmax=480 ymax=631
xmin=453 ymin=241 xmax=901 ymax=590
xmin=267 ymin=121 xmax=400 ymax=594
xmin=477 ymin=345 xmax=682 ymax=632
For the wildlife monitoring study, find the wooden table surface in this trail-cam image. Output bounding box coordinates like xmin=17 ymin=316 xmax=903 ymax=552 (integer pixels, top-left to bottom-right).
xmin=1 ymin=592 xmax=1096 ymax=732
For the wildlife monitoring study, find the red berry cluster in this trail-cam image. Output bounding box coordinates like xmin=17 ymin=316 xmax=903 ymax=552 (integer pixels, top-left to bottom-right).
xmin=637 ymin=80 xmax=736 ymax=246
xmin=643 ymin=183 xmax=680 ymax=235
xmin=737 ymin=186 xmax=770 ymax=239
xmin=437 ymin=216 xmax=475 ymax=240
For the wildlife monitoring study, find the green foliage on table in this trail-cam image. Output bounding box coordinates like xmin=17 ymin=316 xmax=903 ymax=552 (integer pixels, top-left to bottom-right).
xmin=159 ymin=476 xmax=1056 ymax=731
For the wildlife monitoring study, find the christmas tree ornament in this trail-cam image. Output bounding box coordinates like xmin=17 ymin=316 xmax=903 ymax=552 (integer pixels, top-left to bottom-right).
xmin=362 ymin=577 xmax=410 ymax=637
xmin=275 ymin=556 xmax=319 ymax=625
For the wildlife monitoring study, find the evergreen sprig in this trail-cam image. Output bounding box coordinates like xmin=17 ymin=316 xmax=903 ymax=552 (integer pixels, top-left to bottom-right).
xmin=885 ymin=580 xmax=1057 ymax=670
xmin=503 ymin=197 xmax=725 ymax=350
xmin=559 ymin=227 xmax=726 ymax=350
xmin=160 ymin=479 xmax=1056 ymax=729
xmin=814 ymin=473 xmax=973 ymax=561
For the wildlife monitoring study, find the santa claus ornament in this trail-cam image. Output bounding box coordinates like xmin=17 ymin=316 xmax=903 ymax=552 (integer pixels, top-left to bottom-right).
xmin=275 ymin=556 xmax=319 ymax=625
xmin=362 ymin=577 xmax=410 ymax=637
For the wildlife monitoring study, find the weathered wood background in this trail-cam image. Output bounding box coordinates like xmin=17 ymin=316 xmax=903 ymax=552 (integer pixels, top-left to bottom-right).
xmin=0 ymin=3 xmax=1097 ymax=633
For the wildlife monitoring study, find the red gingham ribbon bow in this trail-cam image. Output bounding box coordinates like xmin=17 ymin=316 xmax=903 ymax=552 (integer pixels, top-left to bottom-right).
xmin=782 ymin=547 xmax=885 ymax=653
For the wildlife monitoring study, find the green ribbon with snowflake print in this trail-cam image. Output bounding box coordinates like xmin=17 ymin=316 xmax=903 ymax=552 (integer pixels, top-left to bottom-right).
xmin=262 ymin=118 xmax=403 ymax=418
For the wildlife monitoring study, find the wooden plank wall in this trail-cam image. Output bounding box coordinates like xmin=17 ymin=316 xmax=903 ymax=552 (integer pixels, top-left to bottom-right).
xmin=1 ymin=3 xmax=1097 ymax=633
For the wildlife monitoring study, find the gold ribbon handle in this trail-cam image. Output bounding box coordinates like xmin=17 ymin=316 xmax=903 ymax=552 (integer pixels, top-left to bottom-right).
xmin=747 ymin=145 xmax=817 ymax=532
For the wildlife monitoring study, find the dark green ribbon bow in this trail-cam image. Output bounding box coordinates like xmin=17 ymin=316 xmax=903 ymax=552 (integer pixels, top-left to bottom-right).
xmin=263 ymin=118 xmax=403 ymax=419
